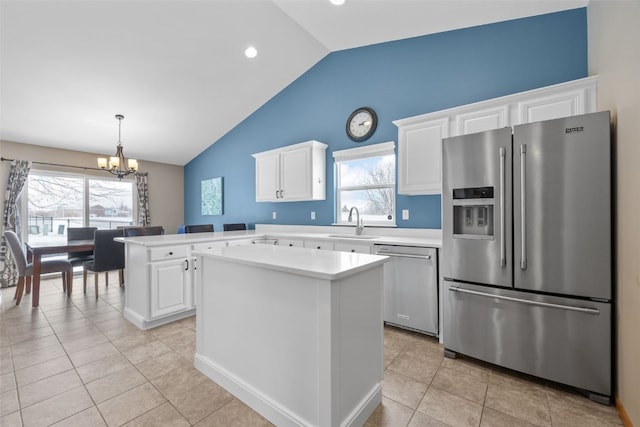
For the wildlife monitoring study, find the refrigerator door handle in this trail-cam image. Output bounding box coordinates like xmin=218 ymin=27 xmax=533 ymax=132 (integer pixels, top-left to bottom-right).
xmin=499 ymin=147 xmax=506 ymax=267
xmin=520 ymin=144 xmax=527 ymax=270
xmin=448 ymin=285 xmax=601 ymax=315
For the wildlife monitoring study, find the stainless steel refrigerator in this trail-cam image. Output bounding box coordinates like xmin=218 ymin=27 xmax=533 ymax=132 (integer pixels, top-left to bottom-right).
xmin=442 ymin=111 xmax=612 ymax=404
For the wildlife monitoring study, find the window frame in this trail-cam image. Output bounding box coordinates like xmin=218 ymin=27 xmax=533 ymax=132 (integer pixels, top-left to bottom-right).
xmin=20 ymin=168 xmax=137 ymax=242
xmin=333 ymin=141 xmax=396 ymax=227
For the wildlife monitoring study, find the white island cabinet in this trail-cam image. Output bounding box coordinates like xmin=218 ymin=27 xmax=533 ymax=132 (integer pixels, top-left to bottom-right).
xmin=193 ymin=245 xmax=388 ymax=427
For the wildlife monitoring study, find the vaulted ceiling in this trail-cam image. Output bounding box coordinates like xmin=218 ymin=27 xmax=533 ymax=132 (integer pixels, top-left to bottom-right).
xmin=0 ymin=0 xmax=588 ymax=166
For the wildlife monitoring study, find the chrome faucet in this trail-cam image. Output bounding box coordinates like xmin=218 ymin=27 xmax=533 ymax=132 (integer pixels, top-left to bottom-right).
xmin=348 ymin=206 xmax=364 ymax=236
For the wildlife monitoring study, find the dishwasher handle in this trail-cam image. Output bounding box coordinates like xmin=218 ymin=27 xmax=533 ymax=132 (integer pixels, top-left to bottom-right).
xmin=374 ymin=251 xmax=431 ymax=260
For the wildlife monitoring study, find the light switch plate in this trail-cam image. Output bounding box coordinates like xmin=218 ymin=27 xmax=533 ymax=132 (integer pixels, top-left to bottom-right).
xmin=402 ymin=209 xmax=409 ymax=220
xmin=311 ymin=211 xmax=315 ymax=220
xmin=272 ymin=211 xmax=277 ymax=219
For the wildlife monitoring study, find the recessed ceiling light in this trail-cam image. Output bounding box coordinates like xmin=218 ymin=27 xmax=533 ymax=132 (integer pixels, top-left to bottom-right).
xmin=245 ymin=46 xmax=258 ymax=59
xmin=330 ymin=0 xmax=345 ymax=5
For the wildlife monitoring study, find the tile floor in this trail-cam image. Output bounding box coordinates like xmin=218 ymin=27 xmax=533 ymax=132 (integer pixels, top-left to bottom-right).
xmin=0 ymin=274 xmax=623 ymax=426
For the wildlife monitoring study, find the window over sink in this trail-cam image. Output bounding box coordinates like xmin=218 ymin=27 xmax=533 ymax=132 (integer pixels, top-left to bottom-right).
xmin=333 ymin=141 xmax=396 ymax=227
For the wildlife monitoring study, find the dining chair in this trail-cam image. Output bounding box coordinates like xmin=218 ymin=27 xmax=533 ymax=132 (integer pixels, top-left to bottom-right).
xmin=67 ymin=227 xmax=97 ymax=268
xmin=223 ymin=223 xmax=246 ymax=231
xmin=184 ymin=224 xmax=214 ymax=233
xmin=123 ymin=226 xmax=164 ymax=237
xmin=3 ymin=230 xmax=73 ymax=305
xmin=83 ymin=229 xmax=125 ymax=298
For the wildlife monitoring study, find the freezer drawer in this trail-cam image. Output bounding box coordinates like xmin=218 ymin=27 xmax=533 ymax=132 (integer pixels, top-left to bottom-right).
xmin=444 ymin=280 xmax=611 ymax=400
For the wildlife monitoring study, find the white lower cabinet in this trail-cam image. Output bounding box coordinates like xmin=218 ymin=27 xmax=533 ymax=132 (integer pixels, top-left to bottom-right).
xmin=278 ymin=238 xmax=304 ymax=248
xmin=123 ymin=242 xmax=196 ymax=330
xmin=150 ymin=258 xmax=191 ymax=318
xmin=333 ymin=242 xmax=372 ymax=254
xmin=303 ymin=240 xmax=334 ymax=251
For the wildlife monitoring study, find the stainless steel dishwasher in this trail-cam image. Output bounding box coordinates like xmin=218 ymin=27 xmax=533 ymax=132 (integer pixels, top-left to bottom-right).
xmin=373 ymin=244 xmax=438 ymax=336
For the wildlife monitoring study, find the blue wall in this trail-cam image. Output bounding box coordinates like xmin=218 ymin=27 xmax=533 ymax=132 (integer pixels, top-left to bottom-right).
xmin=184 ymin=8 xmax=587 ymax=231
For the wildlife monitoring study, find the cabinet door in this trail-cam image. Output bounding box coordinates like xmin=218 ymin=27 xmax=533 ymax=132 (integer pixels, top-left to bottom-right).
xmin=397 ymin=118 xmax=448 ymax=195
xmin=280 ymin=147 xmax=312 ymax=200
xmin=278 ymin=239 xmax=303 ymax=248
xmin=255 ymin=153 xmax=280 ymax=202
xmin=150 ymin=259 xmax=190 ymax=318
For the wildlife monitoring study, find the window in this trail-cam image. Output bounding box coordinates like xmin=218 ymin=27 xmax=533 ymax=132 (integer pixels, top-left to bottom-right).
xmin=333 ymin=141 xmax=396 ymax=226
xmin=24 ymin=170 xmax=135 ymax=244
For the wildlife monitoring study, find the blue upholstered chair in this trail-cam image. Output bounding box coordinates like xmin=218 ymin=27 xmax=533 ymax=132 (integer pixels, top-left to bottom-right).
xmin=123 ymin=226 xmax=164 ymax=237
xmin=67 ymin=227 xmax=97 ymax=268
xmin=184 ymin=224 xmax=214 ymax=233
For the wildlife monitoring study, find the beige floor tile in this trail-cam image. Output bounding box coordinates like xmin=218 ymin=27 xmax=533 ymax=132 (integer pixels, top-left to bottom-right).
xmin=160 ymin=329 xmax=196 ymax=351
xmin=176 ymin=342 xmax=196 ymax=361
xmin=430 ymin=366 xmax=488 ymax=405
xmin=440 ymin=356 xmax=492 ymax=382
xmin=417 ymin=387 xmax=483 ymax=427
xmin=21 ymin=385 xmax=94 ymax=427
xmin=0 ymin=410 xmax=22 ymax=427
xmin=170 ymin=377 xmax=234 ymax=424
xmin=121 ymin=339 xmax=172 ymax=365
xmin=480 ymin=407 xmax=538 ymax=427
xmin=388 ymin=352 xmax=440 ymax=384
xmin=68 ymin=341 xmax=120 ymax=367
xmin=1 ymin=388 xmax=19 ymax=414
xmin=383 ymin=369 xmax=428 ymax=409
xmin=365 ymin=396 xmax=415 ymax=427
xmin=136 ymin=350 xmax=186 ymax=380
xmin=0 ymin=371 xmax=17 ymax=393
xmin=484 ymin=371 xmax=550 ymax=426
xmin=55 ymin=324 xmax=102 ymax=343
xmin=77 ymin=352 xmax=132 ymax=384
xmin=0 ymin=348 xmax=13 ymax=375
xmin=124 ymin=401 xmax=190 ymax=426
xmin=101 ymin=324 xmax=141 ymax=341
xmin=94 ymin=317 xmax=132 ymax=332
xmin=51 ymin=406 xmax=108 ymax=426
xmin=407 ymin=410 xmax=450 ymax=426
xmin=151 ymin=364 xmax=210 ymax=400
xmin=15 ymin=354 xmax=74 ymax=387
xmin=97 ymin=382 xmax=166 ymax=426
xmin=195 ymin=398 xmax=273 ymax=427
xmin=61 ymin=331 xmax=109 ymax=353
xmin=112 ymin=332 xmax=157 ymax=352
xmin=6 ymin=324 xmax=54 ymax=344
xmin=547 ymin=386 xmax=622 ymax=426
xmin=150 ymin=321 xmax=190 ymax=339
xmin=12 ymin=342 xmax=67 ymax=370
xmin=400 ymin=339 xmax=444 ymax=364
xmin=19 ymin=369 xmax=83 ymax=408
xmin=10 ymin=333 xmax=60 ymax=356
xmin=86 ymin=365 xmax=148 ymax=403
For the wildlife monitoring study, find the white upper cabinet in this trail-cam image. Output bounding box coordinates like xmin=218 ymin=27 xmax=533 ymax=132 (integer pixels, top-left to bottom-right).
xmin=393 ymin=76 xmax=598 ymax=195
xmin=253 ymin=140 xmax=327 ymax=202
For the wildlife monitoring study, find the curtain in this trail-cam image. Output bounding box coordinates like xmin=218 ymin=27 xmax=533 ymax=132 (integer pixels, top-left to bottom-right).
xmin=135 ymin=172 xmax=150 ymax=227
xmin=1 ymin=160 xmax=31 ymax=288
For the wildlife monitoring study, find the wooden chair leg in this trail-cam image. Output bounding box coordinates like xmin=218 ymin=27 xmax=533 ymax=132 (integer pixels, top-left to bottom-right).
xmin=15 ymin=276 xmax=25 ymax=305
xmin=94 ymin=271 xmax=99 ymax=299
xmin=25 ymin=275 xmax=31 ymax=294
xmin=62 ymin=272 xmax=67 ymax=293
xmin=105 ymin=272 xmax=109 ymax=287
xmin=66 ymin=270 xmax=73 ymax=296
xmin=119 ymin=269 xmax=124 ymax=287
xmin=83 ymin=268 xmax=88 ymax=294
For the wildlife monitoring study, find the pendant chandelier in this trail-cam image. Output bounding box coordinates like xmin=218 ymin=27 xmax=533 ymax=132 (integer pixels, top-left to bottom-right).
xmin=97 ymin=114 xmax=138 ymax=179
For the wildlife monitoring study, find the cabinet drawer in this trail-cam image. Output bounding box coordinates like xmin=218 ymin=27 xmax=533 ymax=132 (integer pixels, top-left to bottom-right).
xmin=148 ymin=246 xmax=189 ymax=262
xmin=304 ymin=240 xmax=334 ymax=251
xmin=192 ymin=241 xmax=227 ymax=252
xmin=278 ymin=239 xmax=303 ymax=248
xmin=333 ymin=243 xmax=371 ymax=254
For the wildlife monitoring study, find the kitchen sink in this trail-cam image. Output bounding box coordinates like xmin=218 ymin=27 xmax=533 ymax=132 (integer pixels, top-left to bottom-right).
xmin=327 ymin=234 xmax=377 ymax=240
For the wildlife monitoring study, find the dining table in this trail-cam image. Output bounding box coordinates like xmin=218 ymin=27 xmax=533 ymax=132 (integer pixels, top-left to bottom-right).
xmin=25 ymin=239 xmax=94 ymax=308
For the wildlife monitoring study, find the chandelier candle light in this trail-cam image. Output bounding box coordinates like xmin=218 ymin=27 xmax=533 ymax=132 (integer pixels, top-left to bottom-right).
xmin=98 ymin=114 xmax=138 ymax=179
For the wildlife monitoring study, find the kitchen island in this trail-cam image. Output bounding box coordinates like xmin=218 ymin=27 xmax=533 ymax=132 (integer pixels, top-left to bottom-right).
xmin=192 ymin=244 xmax=388 ymax=427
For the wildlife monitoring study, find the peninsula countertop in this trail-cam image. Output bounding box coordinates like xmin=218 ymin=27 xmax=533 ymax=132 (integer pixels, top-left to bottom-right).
xmin=193 ymin=244 xmax=389 ymax=281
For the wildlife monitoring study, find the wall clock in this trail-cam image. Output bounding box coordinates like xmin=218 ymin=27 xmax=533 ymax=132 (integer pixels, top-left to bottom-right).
xmin=346 ymin=107 xmax=377 ymax=142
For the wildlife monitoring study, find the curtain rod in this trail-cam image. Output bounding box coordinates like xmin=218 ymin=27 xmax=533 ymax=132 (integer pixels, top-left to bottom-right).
xmin=1 ymin=157 xmax=104 ymax=172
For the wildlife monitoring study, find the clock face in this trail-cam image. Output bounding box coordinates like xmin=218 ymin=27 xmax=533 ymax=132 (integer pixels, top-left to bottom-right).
xmin=346 ymin=107 xmax=377 ymax=142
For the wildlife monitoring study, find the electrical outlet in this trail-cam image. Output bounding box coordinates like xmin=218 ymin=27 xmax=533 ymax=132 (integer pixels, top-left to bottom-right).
xmin=311 ymin=211 xmax=316 ymax=220
xmin=272 ymin=211 xmax=277 ymax=220
xmin=402 ymin=209 xmax=409 ymax=220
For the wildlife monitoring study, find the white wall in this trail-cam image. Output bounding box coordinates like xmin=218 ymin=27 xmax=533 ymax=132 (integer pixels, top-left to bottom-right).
xmin=588 ymin=1 xmax=640 ymax=424
xmin=0 ymin=140 xmax=184 ymax=234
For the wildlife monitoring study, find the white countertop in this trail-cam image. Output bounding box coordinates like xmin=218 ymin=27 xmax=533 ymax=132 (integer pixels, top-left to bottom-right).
xmin=116 ymin=226 xmax=442 ymax=248
xmin=193 ymin=244 xmax=389 ymax=281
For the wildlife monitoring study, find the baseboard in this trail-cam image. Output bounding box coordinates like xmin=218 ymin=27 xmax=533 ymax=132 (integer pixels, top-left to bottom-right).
xmin=616 ymin=396 xmax=634 ymax=427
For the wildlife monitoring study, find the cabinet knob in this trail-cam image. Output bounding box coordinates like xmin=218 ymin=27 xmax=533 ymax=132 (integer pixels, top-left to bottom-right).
xmin=351 ymin=249 xmax=355 ymax=252
xmin=317 ymin=246 xmax=321 ymax=249
xmin=289 ymin=243 xmax=293 ymax=247
xmin=168 ymin=251 xmax=173 ymax=255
